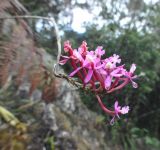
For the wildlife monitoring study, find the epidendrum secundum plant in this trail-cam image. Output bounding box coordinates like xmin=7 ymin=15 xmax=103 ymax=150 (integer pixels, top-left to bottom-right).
xmin=59 ymin=41 xmax=138 ymax=125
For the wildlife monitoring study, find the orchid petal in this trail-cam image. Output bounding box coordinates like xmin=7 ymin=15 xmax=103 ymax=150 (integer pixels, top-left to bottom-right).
xmin=120 ymin=106 xmax=130 ymax=114
xmin=64 ymin=41 xmax=72 ymax=52
xmin=114 ymin=101 xmax=119 ymax=109
xmin=83 ymin=59 xmax=90 ymax=67
xmin=59 ymin=56 xmax=70 ymax=65
xmin=95 ymin=46 xmax=105 ymax=57
xmin=99 ymin=69 xmax=107 ymax=75
xmin=114 ymin=102 xmax=120 ymax=119
xmin=69 ymin=67 xmax=82 ymax=77
xmin=84 ymin=69 xmax=93 ymax=83
xmin=130 ymin=64 xmax=136 ymax=73
xmin=105 ymin=76 xmax=112 ymax=89
xmin=73 ymin=50 xmax=84 ymax=61
xmin=111 ymin=69 xmax=123 ymax=77
xmin=95 ymin=63 xmax=104 ymax=69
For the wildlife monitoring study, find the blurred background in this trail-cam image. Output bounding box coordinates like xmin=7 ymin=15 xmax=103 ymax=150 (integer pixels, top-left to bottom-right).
xmin=0 ymin=0 xmax=160 ymax=149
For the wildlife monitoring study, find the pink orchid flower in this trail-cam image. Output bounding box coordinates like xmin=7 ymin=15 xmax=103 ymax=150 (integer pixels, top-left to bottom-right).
xmin=110 ymin=101 xmax=130 ymax=125
xmin=59 ymin=48 xmax=84 ymax=65
xmin=95 ymin=46 xmax=105 ymax=58
xmin=124 ymin=64 xmax=138 ymax=88
xmin=59 ymin=41 xmax=138 ymax=125
xmin=69 ymin=52 xmax=103 ymax=84
xmin=96 ymin=95 xmax=129 ymax=125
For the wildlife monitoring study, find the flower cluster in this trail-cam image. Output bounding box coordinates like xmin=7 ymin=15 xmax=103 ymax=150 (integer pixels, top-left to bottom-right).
xmin=59 ymin=41 xmax=138 ymax=124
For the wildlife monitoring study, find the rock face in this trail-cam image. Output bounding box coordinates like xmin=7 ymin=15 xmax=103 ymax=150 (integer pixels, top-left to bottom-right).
xmin=41 ymin=79 xmax=109 ymax=150
xmin=0 ymin=1 xmax=110 ymax=150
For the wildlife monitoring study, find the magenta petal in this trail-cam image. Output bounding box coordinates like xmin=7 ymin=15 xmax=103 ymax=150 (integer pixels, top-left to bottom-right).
xmin=105 ymin=76 xmax=112 ymax=89
xmin=99 ymin=69 xmax=107 ymax=75
xmin=59 ymin=56 xmax=70 ymax=65
xmin=83 ymin=59 xmax=89 ymax=67
xmin=59 ymin=58 xmax=69 ymax=65
xmin=95 ymin=46 xmax=105 ymax=56
xmin=114 ymin=101 xmax=121 ymax=118
xmin=84 ymin=69 xmax=93 ymax=83
xmin=95 ymin=64 xmax=104 ymax=69
xmin=111 ymin=70 xmax=122 ymax=77
xmin=69 ymin=67 xmax=82 ymax=77
xmin=73 ymin=50 xmax=84 ymax=61
xmin=114 ymin=101 xmax=118 ymax=110
xmin=111 ymin=69 xmax=119 ymax=76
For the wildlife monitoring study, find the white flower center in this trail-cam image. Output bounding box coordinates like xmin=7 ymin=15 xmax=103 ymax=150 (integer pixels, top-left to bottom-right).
xmin=105 ymin=62 xmax=113 ymax=69
xmin=86 ymin=55 xmax=95 ymax=62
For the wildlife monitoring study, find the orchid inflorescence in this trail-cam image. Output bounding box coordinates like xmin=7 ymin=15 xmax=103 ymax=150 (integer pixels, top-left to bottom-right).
xmin=59 ymin=41 xmax=138 ymax=124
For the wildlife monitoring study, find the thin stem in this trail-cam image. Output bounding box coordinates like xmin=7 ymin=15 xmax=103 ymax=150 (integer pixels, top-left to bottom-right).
xmin=96 ymin=95 xmax=115 ymax=116
xmin=107 ymin=79 xmax=129 ymax=93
